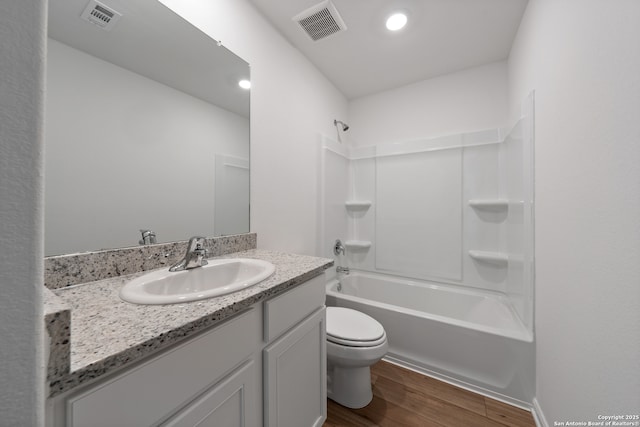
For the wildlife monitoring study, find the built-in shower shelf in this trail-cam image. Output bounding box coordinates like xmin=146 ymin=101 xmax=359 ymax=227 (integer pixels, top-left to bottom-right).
xmin=345 ymin=200 xmax=372 ymax=209
xmin=344 ymin=240 xmax=372 ymax=250
xmin=468 ymin=250 xmax=508 ymax=264
xmin=468 ymin=199 xmax=509 ymax=209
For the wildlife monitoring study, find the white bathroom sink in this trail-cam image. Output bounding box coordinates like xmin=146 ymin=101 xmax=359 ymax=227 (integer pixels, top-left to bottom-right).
xmin=119 ymin=258 xmax=275 ymax=305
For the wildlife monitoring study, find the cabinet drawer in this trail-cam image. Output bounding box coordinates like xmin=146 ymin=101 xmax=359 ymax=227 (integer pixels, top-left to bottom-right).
xmin=263 ymin=273 xmax=325 ymax=342
xmin=67 ymin=308 xmax=260 ymax=427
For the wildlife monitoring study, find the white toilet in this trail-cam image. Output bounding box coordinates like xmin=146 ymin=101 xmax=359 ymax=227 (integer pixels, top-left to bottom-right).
xmin=326 ymin=306 xmax=388 ymax=408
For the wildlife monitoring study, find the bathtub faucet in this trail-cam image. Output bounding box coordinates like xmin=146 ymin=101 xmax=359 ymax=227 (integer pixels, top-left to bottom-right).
xmin=337 ymin=266 xmax=350 ymax=275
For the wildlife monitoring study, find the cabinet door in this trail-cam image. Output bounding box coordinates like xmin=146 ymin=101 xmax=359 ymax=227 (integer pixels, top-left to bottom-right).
xmin=264 ymin=308 xmax=326 ymax=427
xmin=161 ymin=359 xmax=257 ymax=427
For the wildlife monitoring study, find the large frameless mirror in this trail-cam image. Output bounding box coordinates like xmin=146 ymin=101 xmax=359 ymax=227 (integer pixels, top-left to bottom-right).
xmin=45 ymin=0 xmax=250 ymax=256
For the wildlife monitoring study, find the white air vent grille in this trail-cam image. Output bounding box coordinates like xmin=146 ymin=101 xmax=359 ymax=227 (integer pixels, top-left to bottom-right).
xmin=293 ymin=1 xmax=347 ymax=42
xmin=80 ymin=0 xmax=122 ymax=31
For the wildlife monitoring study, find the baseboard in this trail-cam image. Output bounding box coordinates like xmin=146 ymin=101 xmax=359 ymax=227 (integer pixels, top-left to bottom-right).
xmin=382 ymin=355 xmax=533 ymax=412
xmin=531 ymin=398 xmax=549 ymax=427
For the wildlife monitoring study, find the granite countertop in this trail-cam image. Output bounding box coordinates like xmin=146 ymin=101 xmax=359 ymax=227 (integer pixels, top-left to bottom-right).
xmin=45 ymin=249 xmax=333 ymax=397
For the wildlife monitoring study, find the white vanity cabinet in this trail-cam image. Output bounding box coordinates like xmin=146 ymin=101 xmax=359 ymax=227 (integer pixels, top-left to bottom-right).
xmin=263 ymin=275 xmax=327 ymax=427
xmin=62 ymin=307 xmax=262 ymax=427
xmin=46 ymin=273 xmax=326 ymax=427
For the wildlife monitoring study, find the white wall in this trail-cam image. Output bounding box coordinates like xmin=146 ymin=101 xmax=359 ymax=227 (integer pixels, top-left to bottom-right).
xmin=347 ymin=61 xmax=509 ymax=147
xmin=508 ymin=0 xmax=640 ymax=422
xmin=45 ymin=39 xmax=249 ymax=255
xmin=159 ymin=0 xmax=349 ymax=255
xmin=0 ymin=0 xmax=46 ymax=425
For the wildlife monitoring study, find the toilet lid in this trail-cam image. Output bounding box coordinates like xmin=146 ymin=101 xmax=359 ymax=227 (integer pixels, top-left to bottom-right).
xmin=326 ymin=307 xmax=385 ymax=347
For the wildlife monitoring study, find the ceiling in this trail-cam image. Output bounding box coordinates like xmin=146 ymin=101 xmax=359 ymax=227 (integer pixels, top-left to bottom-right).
xmin=249 ymin=0 xmax=528 ymax=99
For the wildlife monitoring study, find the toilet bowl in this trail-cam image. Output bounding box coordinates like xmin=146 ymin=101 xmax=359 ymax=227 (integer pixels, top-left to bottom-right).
xmin=326 ymin=306 xmax=388 ymax=409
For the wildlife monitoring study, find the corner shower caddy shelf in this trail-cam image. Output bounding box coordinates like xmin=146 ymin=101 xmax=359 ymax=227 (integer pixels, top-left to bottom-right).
xmin=344 ymin=240 xmax=372 ymax=250
xmin=468 ymin=250 xmax=508 ymax=265
xmin=345 ymin=200 xmax=372 ymax=209
xmin=468 ymin=199 xmax=509 ymax=209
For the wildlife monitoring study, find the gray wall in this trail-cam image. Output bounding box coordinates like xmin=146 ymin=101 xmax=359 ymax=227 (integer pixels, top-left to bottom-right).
xmin=0 ymin=0 xmax=46 ymax=424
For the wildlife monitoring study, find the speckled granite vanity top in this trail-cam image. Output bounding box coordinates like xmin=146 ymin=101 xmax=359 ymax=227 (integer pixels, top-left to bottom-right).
xmin=44 ymin=249 xmax=332 ymax=397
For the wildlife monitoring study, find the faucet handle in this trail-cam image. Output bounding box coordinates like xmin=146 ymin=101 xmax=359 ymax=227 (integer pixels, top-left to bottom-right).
xmin=188 ymin=236 xmax=208 ymax=259
xmin=194 ymin=239 xmax=209 ymax=266
xmin=195 ymin=245 xmax=209 ymax=257
xmin=169 ymin=236 xmax=209 ymax=271
xmin=139 ymin=229 xmax=157 ymax=245
xmin=188 ymin=236 xmax=207 ymax=248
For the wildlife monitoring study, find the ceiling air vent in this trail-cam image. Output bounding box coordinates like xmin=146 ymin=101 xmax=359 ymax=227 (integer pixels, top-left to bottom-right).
xmin=80 ymin=0 xmax=122 ymax=31
xmin=293 ymin=0 xmax=347 ymax=42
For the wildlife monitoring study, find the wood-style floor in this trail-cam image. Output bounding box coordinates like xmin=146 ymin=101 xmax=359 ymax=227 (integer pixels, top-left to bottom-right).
xmin=324 ymin=361 xmax=536 ymax=427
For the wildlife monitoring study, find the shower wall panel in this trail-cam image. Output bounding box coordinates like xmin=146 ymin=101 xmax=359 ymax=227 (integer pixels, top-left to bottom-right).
xmin=346 ymin=158 xmax=376 ymax=268
xmin=317 ymin=138 xmax=350 ymax=268
xmin=504 ymin=93 xmax=535 ymax=331
xmin=375 ymin=149 xmax=463 ymax=281
xmin=462 ymin=143 xmax=508 ymax=293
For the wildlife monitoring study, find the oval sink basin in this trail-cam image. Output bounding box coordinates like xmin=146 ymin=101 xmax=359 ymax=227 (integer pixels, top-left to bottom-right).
xmin=119 ymin=258 xmax=275 ymax=305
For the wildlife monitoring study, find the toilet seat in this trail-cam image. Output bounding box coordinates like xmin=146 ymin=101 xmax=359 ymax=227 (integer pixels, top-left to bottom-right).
xmin=326 ymin=307 xmax=386 ymax=348
xmin=327 ymin=332 xmax=387 ymax=347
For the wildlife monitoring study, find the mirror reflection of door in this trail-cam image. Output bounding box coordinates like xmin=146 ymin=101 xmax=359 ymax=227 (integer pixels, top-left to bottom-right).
xmin=215 ymin=155 xmax=249 ymax=236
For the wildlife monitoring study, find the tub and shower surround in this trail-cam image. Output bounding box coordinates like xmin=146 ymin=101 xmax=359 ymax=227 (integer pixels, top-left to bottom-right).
xmin=318 ymin=93 xmax=535 ymax=404
xmin=325 ymin=272 xmax=534 ymax=405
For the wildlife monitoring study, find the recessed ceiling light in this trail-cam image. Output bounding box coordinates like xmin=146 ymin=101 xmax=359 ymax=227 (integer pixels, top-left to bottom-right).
xmin=386 ymin=12 xmax=407 ymax=31
xmin=238 ymin=79 xmax=251 ymax=89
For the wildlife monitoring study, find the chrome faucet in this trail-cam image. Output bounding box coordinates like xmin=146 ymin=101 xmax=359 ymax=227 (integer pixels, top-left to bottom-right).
xmin=139 ymin=229 xmax=157 ymax=245
xmin=336 ymin=266 xmax=350 ymax=275
xmin=169 ymin=236 xmax=209 ymax=272
xmin=334 ymin=240 xmax=349 ymax=275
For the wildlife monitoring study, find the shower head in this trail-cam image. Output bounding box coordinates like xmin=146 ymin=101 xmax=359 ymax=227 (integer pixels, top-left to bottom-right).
xmin=334 ymin=119 xmax=349 ymax=132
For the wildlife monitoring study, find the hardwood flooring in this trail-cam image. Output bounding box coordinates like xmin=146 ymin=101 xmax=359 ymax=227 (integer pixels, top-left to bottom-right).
xmin=324 ymin=361 xmax=536 ymax=427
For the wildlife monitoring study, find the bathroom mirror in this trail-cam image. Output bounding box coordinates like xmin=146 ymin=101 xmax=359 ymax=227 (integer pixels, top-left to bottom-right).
xmin=45 ymin=0 xmax=250 ymax=255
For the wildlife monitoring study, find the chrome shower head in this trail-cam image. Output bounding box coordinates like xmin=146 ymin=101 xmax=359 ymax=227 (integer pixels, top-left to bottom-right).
xmin=334 ymin=119 xmax=349 ymax=131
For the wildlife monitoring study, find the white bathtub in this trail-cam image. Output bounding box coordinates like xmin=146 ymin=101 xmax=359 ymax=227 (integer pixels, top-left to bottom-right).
xmin=326 ymin=271 xmax=534 ymax=406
